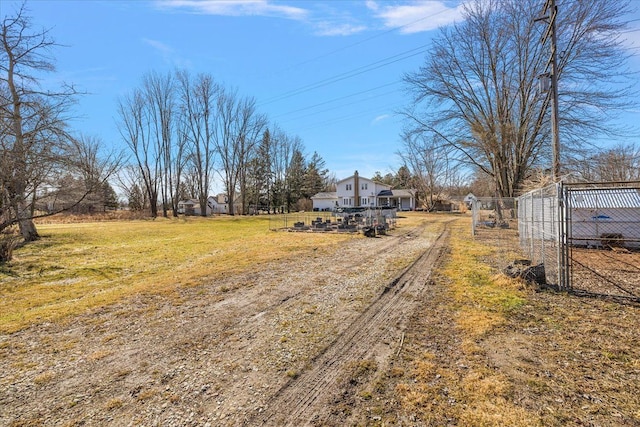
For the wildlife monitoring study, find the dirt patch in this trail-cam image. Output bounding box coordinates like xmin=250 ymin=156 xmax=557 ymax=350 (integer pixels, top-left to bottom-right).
xmin=250 ymin=226 xmax=449 ymax=426
xmin=3 ymin=217 xmax=638 ymax=426
xmin=0 ymin=219 xmax=448 ymax=426
xmin=474 ymin=228 xmax=640 ymax=426
xmin=570 ymin=247 xmax=640 ymax=299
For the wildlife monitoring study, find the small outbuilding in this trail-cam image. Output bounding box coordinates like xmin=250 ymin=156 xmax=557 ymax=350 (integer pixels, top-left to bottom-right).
xmin=310 ymin=192 xmax=338 ymax=211
xmin=568 ymin=187 xmax=640 ymax=248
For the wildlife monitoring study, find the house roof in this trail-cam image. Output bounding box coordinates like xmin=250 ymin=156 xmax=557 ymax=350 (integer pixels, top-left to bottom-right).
xmin=311 ymin=192 xmax=338 ymax=200
xmin=389 ymin=189 xmax=416 ymax=198
xmin=569 ymin=188 xmax=640 ymax=209
xmin=337 ymin=174 xmax=369 ymax=184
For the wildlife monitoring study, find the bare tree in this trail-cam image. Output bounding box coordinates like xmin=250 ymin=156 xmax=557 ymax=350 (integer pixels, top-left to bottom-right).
xmin=403 ymin=0 xmax=634 ymax=198
xmin=268 ymin=126 xmax=302 ymax=213
xmin=177 ymin=70 xmax=218 ymax=216
xmin=399 ymin=133 xmax=457 ymax=210
xmin=117 ymin=88 xmax=160 ymax=217
xmin=116 ymin=165 xmax=149 ymax=211
xmin=41 ymin=134 xmax=123 ymax=213
xmin=568 ymin=142 xmax=640 ymax=182
xmin=0 ymin=4 xmax=121 ymax=244
xmin=144 ymin=71 xmax=178 ymax=217
xmin=213 ymin=87 xmax=266 ymax=215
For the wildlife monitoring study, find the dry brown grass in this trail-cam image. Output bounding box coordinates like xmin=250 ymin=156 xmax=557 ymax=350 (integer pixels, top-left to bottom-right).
xmin=391 ymin=215 xmax=639 ymax=426
xmin=0 ymin=215 xmax=355 ymax=333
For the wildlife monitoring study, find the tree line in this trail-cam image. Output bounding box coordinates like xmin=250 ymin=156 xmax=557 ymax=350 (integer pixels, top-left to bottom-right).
xmin=1 ymin=3 xmax=333 ymax=261
xmin=116 ymin=70 xmax=333 ymax=217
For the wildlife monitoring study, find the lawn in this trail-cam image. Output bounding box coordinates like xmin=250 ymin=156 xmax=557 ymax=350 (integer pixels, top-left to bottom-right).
xmin=0 ymin=215 xmax=355 ymax=333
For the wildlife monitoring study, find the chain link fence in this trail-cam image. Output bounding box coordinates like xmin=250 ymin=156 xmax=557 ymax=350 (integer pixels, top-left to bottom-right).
xmin=562 ymin=182 xmax=640 ymax=301
xmin=517 ymin=183 xmax=562 ymax=286
xmin=517 ymin=181 xmax=640 ymax=301
xmin=470 ymin=197 xmax=520 ymax=271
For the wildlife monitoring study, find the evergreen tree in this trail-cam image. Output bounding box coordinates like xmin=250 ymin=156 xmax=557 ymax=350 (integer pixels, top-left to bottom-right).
xmin=303 ymin=151 xmax=329 ymax=198
xmin=286 ymin=149 xmax=306 ymax=212
xmin=102 ymin=181 xmax=119 ymax=211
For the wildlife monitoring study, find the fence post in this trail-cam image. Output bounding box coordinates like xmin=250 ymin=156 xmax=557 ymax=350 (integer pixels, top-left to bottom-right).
xmin=556 ymin=181 xmax=566 ymax=290
xmin=471 ymin=198 xmax=477 ymax=235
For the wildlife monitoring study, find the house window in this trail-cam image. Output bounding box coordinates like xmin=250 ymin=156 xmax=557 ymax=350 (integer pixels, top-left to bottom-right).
xmin=361 ymin=183 xmax=368 ymax=190
xmin=346 ymin=184 xmax=352 ymax=191
xmin=361 ymin=197 xmax=368 ymax=205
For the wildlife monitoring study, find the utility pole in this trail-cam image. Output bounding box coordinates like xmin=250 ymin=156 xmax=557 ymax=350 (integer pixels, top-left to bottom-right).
xmin=537 ymin=0 xmax=561 ymax=180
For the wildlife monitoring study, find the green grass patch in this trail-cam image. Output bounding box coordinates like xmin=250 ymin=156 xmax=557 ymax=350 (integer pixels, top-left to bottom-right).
xmin=0 ymin=215 xmax=353 ymax=333
xmin=442 ymin=218 xmax=526 ymax=337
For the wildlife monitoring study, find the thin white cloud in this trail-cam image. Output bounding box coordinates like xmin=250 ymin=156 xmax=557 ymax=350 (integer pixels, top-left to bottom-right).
xmin=156 ymin=0 xmax=308 ymax=20
xmin=143 ymin=38 xmax=192 ymax=67
xmin=371 ymin=114 xmax=391 ymax=124
xmin=143 ymin=38 xmax=173 ymax=55
xmin=365 ymin=0 xmax=379 ymax=13
xmin=368 ymin=1 xmax=465 ymax=34
xmin=157 ymin=1 xmax=371 ymax=37
xmin=314 ymin=22 xmax=367 ymax=37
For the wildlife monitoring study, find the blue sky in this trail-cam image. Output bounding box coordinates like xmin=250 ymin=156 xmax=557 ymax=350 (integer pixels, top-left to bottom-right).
xmin=3 ymin=0 xmax=640 ymax=193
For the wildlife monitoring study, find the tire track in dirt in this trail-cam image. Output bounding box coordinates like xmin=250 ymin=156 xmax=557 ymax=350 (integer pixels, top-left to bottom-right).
xmin=245 ymin=223 xmax=450 ymax=426
xmin=0 ymin=221 xmax=439 ymax=426
xmin=204 ymin=222 xmax=428 ymax=339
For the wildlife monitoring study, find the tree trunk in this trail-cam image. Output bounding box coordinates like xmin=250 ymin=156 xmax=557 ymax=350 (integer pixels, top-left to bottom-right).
xmin=6 ymin=43 xmax=39 ymax=242
xmin=17 ymin=200 xmax=39 ymax=241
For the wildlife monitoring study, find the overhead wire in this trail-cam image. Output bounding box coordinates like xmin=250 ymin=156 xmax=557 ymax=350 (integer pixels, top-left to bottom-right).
xmin=258 ymin=3 xmax=462 ymax=132
xmin=258 ymin=43 xmax=429 ymax=106
xmin=278 ymin=88 xmax=401 ymax=124
xmin=286 ymin=102 xmax=405 ymax=134
xmin=272 ymin=80 xmax=401 ymax=119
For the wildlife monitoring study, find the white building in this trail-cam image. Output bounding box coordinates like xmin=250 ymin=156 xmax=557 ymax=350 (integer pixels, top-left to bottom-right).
xmin=177 ymin=194 xmax=229 ymax=215
xmin=311 ymin=171 xmax=416 ymax=211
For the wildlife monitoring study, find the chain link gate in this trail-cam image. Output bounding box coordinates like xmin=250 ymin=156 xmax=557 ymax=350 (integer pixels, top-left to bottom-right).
xmin=519 ymin=181 xmax=640 ymax=301
xmin=562 ymin=182 xmax=640 ymax=301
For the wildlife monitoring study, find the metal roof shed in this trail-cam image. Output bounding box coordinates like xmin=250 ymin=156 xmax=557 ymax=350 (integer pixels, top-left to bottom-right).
xmin=568 ymin=187 xmax=640 ymax=248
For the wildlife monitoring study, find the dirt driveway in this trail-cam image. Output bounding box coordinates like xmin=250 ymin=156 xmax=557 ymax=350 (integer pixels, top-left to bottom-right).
xmin=1 ymin=218 xmax=449 ymax=426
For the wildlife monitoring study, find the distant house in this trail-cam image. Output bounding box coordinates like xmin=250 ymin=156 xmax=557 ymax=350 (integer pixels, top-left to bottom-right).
xmin=177 ymin=193 xmax=230 ymax=216
xmin=311 ymin=170 xmax=416 ymax=211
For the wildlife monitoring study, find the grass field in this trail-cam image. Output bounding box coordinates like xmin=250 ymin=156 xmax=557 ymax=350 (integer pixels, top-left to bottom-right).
xmin=0 ymin=215 xmax=360 ymax=333
xmin=2 ymin=213 xmax=638 ymax=426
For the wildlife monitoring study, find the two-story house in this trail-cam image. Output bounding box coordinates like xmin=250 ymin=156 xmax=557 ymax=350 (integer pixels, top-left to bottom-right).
xmin=311 ymin=171 xmax=416 ymax=211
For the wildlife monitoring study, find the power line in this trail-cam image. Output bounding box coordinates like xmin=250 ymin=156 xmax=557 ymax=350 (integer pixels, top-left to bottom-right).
xmin=280 ymin=5 xmax=456 ymax=72
xmin=286 ymin=102 xmax=404 ymax=134
xmin=279 ymin=88 xmax=401 ymax=124
xmin=258 ymin=4 xmax=461 ymax=107
xmin=254 ymin=5 xmax=461 ymax=137
xmin=259 ymin=43 xmax=429 ymax=105
xmin=273 ymin=80 xmax=401 ymax=119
